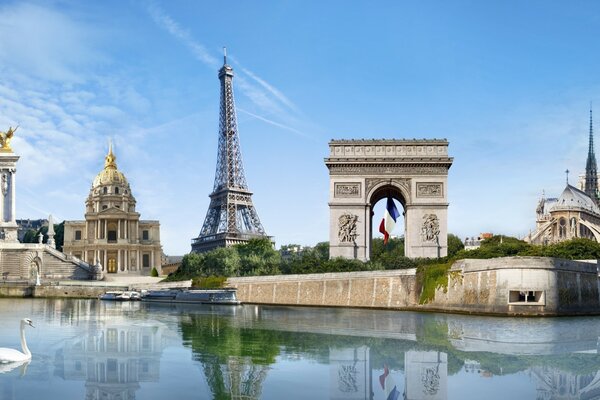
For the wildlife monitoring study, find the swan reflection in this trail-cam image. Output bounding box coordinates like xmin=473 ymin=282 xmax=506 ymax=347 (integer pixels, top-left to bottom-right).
xmin=0 ymin=359 xmax=29 ymax=375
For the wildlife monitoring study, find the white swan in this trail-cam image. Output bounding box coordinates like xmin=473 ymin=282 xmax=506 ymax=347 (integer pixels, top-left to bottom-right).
xmin=0 ymin=318 xmax=34 ymax=363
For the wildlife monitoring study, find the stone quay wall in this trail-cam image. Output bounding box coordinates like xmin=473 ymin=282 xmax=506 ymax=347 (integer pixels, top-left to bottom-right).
xmin=424 ymin=257 xmax=599 ymax=315
xmin=227 ymin=269 xmax=419 ymax=309
xmin=227 ymin=257 xmax=600 ymax=316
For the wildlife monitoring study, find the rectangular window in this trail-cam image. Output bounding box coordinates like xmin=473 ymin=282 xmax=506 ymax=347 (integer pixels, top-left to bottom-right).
xmin=142 ymin=230 xmax=149 ymax=240
xmin=143 ymin=254 xmax=150 ymax=268
xmin=509 ymin=290 xmax=544 ymax=305
xmin=75 ymin=230 xmax=82 ymax=240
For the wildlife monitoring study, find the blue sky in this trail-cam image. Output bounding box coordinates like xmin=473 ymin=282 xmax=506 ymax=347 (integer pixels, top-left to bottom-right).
xmin=0 ymin=0 xmax=599 ymax=255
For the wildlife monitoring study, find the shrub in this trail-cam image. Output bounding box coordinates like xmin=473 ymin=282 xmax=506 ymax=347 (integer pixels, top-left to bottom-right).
xmin=192 ymin=275 xmax=227 ymax=289
xmin=150 ymin=267 xmax=159 ymax=277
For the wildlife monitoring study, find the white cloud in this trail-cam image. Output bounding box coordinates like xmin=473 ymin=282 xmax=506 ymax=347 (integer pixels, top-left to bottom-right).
xmin=0 ymin=2 xmax=106 ymax=82
xmin=144 ymin=2 xmax=314 ymax=141
xmin=239 ymin=65 xmax=300 ymax=114
xmin=146 ymin=3 xmax=219 ymax=68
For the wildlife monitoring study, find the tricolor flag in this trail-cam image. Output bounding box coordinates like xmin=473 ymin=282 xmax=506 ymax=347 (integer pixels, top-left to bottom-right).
xmin=379 ymin=365 xmax=400 ymax=400
xmin=379 ymin=197 xmax=400 ymax=244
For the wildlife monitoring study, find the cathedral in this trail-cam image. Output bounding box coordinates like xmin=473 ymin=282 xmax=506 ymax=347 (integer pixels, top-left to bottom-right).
xmin=527 ymin=109 xmax=600 ymax=244
xmin=63 ymin=144 xmax=163 ymax=275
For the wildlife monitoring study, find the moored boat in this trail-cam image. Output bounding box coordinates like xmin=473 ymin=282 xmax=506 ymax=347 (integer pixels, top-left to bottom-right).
xmin=99 ymin=291 xmax=141 ymax=301
xmin=141 ymin=288 xmax=241 ymax=305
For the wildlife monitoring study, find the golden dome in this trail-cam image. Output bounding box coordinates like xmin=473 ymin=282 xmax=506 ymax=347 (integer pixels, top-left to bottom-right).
xmin=92 ymin=144 xmax=129 ymax=188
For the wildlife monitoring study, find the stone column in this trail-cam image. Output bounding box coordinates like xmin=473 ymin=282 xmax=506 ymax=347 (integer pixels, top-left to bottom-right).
xmin=118 ymin=220 xmax=121 ymax=239
xmin=0 ymin=152 xmax=20 ymax=243
xmin=117 ymin=249 xmax=121 ymax=272
xmin=10 ymin=171 xmax=16 ymax=223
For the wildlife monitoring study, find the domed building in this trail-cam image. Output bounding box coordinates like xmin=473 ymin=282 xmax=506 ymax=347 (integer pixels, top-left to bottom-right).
xmin=63 ymin=144 xmax=162 ymax=275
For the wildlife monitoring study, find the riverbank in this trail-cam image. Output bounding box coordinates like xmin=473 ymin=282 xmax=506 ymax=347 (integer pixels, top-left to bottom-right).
xmin=226 ymin=256 xmax=600 ymax=316
xmin=0 ymin=275 xmax=191 ymax=298
xmin=1 ymin=256 xmax=598 ymax=316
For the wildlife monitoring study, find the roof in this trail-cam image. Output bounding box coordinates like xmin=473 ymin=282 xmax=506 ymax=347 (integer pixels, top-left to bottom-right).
xmin=550 ymin=184 xmax=600 ymax=214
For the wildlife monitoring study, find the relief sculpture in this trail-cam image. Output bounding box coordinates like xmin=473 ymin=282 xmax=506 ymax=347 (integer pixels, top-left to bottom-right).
xmin=421 ymin=214 xmax=440 ymax=243
xmin=1 ymin=173 xmax=7 ymax=196
xmin=335 ymin=183 xmax=360 ymax=198
xmin=338 ymin=213 xmax=358 ymax=243
xmin=417 ymin=183 xmax=442 ymax=197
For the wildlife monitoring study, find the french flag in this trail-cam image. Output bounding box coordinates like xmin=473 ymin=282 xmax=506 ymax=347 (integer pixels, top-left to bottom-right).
xmin=379 ymin=365 xmax=400 ymax=400
xmin=379 ymin=197 xmax=400 ymax=244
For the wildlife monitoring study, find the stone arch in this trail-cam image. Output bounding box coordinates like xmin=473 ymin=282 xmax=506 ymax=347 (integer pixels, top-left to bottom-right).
xmin=366 ymin=179 xmax=410 ymax=208
xmin=23 ymin=251 xmax=42 ymax=282
xmin=577 ymin=220 xmax=600 ymax=242
xmin=325 ymin=139 xmax=453 ymax=261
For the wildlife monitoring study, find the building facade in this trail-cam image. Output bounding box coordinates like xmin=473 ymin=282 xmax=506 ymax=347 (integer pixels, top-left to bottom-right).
xmin=63 ymin=145 xmax=162 ymax=275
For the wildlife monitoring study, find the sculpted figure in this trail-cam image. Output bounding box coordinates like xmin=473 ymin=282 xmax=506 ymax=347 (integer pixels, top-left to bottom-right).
xmin=1 ymin=174 xmax=7 ymax=196
xmin=338 ymin=213 xmax=358 ymax=243
xmin=421 ymin=214 xmax=440 ymax=243
xmin=0 ymin=126 xmax=17 ymax=151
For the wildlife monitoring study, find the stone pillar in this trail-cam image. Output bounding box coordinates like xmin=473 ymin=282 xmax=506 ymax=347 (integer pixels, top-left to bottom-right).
xmin=47 ymin=214 xmax=55 ymax=249
xmin=118 ymin=220 xmax=121 ymax=239
xmin=117 ymin=249 xmax=121 ymax=272
xmin=10 ymin=171 xmax=16 ymax=222
xmin=0 ymin=152 xmax=20 ymax=243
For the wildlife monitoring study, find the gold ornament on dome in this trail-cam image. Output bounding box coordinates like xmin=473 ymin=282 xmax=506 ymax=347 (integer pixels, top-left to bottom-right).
xmin=0 ymin=126 xmax=17 ymax=152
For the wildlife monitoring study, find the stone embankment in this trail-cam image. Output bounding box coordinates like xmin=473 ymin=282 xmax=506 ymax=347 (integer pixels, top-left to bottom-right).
xmin=0 ymin=277 xmax=191 ymax=298
xmin=227 ymin=257 xmax=600 ymax=316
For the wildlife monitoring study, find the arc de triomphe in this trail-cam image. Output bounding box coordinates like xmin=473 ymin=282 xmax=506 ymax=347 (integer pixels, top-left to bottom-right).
xmin=325 ymin=139 xmax=453 ymax=261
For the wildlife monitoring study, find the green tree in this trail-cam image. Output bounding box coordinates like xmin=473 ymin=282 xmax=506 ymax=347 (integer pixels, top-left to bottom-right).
xmin=313 ymin=241 xmax=329 ymax=260
xmin=236 ymin=238 xmax=281 ymax=276
xmin=21 ymin=229 xmax=38 ymax=243
xmin=447 ymin=233 xmax=464 ymax=257
xmin=203 ymin=247 xmax=241 ymax=276
xmin=22 ymin=221 xmax=65 ymax=251
xmin=178 ymin=252 xmax=206 ymax=277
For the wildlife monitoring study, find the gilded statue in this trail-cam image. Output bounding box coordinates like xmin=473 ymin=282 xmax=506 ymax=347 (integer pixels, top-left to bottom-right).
xmin=0 ymin=126 xmax=17 ymax=152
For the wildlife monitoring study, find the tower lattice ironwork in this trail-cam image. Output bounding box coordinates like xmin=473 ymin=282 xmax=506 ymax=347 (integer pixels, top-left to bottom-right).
xmin=192 ymin=50 xmax=267 ymax=253
xmin=585 ymin=107 xmax=600 ymax=205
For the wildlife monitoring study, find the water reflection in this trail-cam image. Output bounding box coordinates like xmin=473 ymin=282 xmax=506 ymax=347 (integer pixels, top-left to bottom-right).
xmin=0 ymin=360 xmax=29 ymax=375
xmin=0 ymin=300 xmax=599 ymax=399
xmin=54 ymin=316 xmax=179 ymax=400
xmin=176 ymin=305 xmax=600 ymax=400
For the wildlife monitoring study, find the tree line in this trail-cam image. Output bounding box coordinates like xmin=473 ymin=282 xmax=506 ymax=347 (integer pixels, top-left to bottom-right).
xmin=167 ymin=234 xmax=600 ymax=285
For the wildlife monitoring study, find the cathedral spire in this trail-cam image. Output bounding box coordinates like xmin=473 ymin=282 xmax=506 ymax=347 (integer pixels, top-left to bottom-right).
xmin=585 ymin=106 xmax=599 ymax=203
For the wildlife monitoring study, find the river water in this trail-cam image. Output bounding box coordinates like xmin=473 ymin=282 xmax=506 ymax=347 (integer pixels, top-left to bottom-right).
xmin=0 ymin=299 xmax=599 ymax=399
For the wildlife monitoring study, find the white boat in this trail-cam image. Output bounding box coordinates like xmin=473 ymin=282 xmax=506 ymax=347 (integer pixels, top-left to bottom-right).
xmin=141 ymin=288 xmax=241 ymax=305
xmin=99 ymin=291 xmax=141 ymax=301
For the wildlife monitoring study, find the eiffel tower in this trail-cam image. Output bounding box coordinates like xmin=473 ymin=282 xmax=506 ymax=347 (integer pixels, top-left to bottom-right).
xmin=192 ymin=49 xmax=268 ymax=253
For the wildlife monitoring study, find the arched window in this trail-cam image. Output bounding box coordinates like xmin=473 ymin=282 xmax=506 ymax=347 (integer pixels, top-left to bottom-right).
xmin=103 ymin=187 xmax=107 ymax=194
xmin=559 ymin=218 xmax=567 ymax=239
